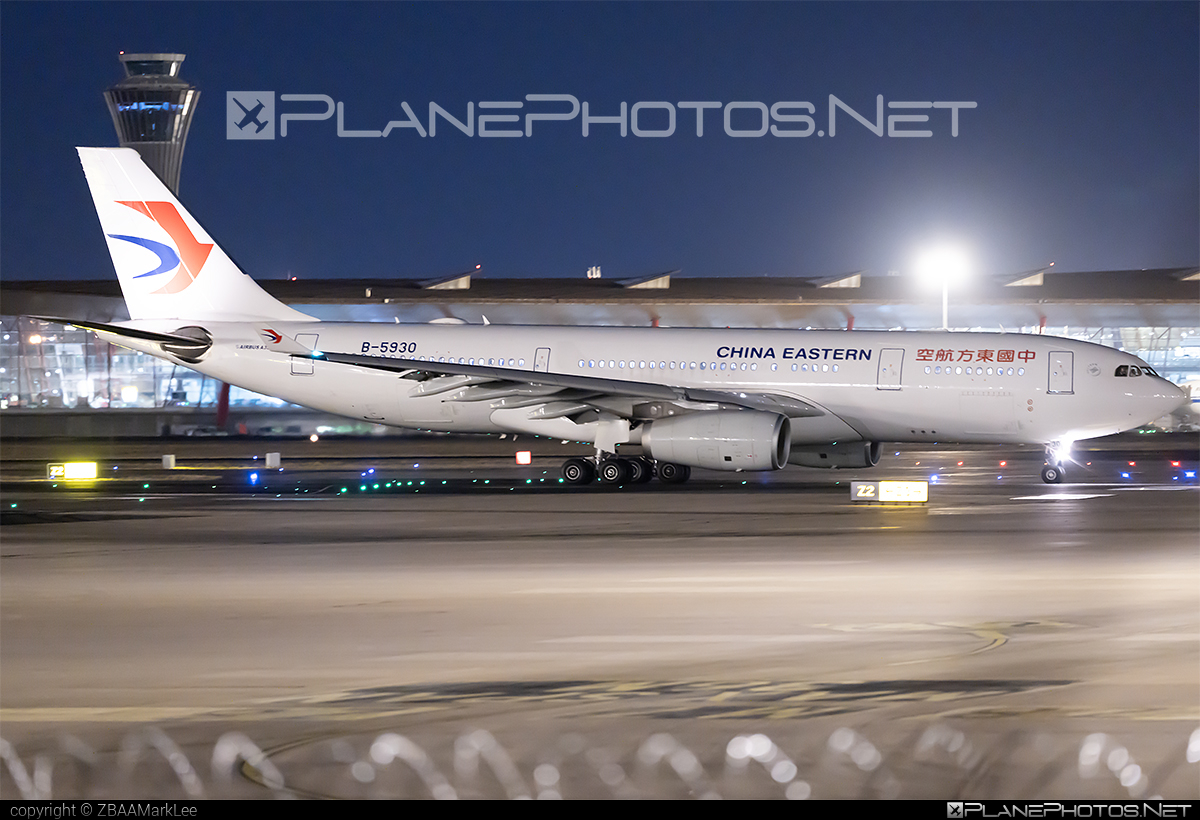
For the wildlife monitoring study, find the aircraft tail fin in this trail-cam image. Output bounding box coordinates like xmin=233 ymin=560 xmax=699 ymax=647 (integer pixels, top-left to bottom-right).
xmin=77 ymin=147 xmax=314 ymax=323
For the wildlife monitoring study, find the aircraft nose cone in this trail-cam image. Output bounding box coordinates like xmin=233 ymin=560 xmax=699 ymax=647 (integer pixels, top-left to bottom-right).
xmin=1163 ymin=380 xmax=1188 ymax=413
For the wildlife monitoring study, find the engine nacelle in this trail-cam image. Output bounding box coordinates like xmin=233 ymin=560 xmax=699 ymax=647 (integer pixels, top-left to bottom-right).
xmin=788 ymin=441 xmax=881 ymax=469
xmin=640 ymin=411 xmax=791 ymax=472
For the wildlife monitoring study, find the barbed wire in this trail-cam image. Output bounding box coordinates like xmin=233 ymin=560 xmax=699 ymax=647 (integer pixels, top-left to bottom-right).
xmin=4 ymin=725 xmax=1198 ymax=799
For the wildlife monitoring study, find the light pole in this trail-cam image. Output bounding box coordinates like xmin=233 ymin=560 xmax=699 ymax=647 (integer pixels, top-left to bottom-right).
xmin=915 ymin=246 xmax=970 ymax=330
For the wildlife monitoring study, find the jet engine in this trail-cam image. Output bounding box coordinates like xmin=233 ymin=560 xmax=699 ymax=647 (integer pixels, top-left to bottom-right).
xmin=640 ymin=410 xmax=791 ymax=471
xmin=788 ymin=441 xmax=881 ymax=469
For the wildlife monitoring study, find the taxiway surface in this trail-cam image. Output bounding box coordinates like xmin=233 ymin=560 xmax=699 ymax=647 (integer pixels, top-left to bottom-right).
xmin=1 ymin=438 xmax=1197 ymax=798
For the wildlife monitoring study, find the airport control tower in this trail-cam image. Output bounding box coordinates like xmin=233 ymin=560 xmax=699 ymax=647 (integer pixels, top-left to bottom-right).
xmin=103 ymin=53 xmax=199 ymax=195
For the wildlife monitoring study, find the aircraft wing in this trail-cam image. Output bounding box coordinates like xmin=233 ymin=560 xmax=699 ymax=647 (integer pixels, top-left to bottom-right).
xmin=301 ymin=350 xmax=825 ymax=418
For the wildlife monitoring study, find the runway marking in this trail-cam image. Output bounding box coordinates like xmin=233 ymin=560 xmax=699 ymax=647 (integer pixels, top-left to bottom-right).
xmin=820 ymin=622 xmax=950 ymax=632
xmin=1112 ymin=486 xmax=1199 ymax=492
xmin=0 ymin=704 xmax=448 ymax=723
xmin=967 ymin=628 xmax=1009 ymax=654
xmin=1008 ymin=493 xmax=1114 ymax=501
xmin=931 ymin=705 xmax=1200 ymax=722
xmin=633 ymin=567 xmax=866 ymax=581
xmin=0 ymin=706 xmax=225 ymax=722
xmin=235 ymin=678 xmax=1078 ymax=722
xmin=517 ymin=586 xmax=838 ymax=594
xmin=1114 ymin=633 xmax=1200 ymax=642
xmin=543 ymin=635 xmax=849 ymax=644
xmin=928 ymin=505 xmax=1030 ymax=514
xmin=820 ymin=620 xmax=1086 ymax=665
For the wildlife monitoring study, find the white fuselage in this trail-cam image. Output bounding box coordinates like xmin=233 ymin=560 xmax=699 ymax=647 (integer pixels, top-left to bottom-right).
xmin=105 ymin=322 xmax=1183 ymax=449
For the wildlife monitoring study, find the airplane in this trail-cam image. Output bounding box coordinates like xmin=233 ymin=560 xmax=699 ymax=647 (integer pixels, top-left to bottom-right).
xmin=38 ymin=147 xmax=1187 ymax=486
xmin=232 ymin=98 xmax=269 ymax=134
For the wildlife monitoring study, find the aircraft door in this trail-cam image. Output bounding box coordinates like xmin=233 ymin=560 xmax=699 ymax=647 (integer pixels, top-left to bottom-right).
xmin=534 ymin=347 xmax=551 ymax=373
xmin=291 ymin=333 xmax=319 ymax=375
xmin=876 ymin=348 xmax=904 ymax=390
xmin=1048 ymin=351 xmax=1074 ymax=394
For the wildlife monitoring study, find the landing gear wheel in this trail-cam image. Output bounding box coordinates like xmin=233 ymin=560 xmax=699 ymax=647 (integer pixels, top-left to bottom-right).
xmin=562 ymin=458 xmax=595 ymax=485
xmin=657 ymin=462 xmax=691 ymax=485
xmin=1041 ymin=464 xmax=1064 ymax=484
xmin=626 ymin=456 xmax=654 ymax=484
xmin=599 ymin=458 xmax=630 ymax=484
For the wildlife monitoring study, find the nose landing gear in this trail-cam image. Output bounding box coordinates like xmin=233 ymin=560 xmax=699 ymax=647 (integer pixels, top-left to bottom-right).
xmin=1040 ymin=463 xmax=1065 ymax=484
xmin=1041 ymin=442 xmax=1068 ymax=484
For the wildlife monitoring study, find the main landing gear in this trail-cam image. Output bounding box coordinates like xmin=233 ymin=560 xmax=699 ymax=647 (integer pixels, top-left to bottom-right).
xmin=561 ymin=455 xmax=690 ymax=486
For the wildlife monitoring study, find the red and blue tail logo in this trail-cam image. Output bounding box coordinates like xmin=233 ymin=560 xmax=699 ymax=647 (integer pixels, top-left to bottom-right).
xmin=106 ymin=201 xmax=214 ymax=294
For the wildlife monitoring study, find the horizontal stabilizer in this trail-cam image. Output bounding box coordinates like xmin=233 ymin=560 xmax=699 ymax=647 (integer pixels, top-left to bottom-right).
xmin=31 ymin=316 xmax=210 ymax=349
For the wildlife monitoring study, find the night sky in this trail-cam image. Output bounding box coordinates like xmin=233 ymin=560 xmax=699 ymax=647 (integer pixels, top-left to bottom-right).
xmin=2 ymin=1 xmax=1197 ymax=283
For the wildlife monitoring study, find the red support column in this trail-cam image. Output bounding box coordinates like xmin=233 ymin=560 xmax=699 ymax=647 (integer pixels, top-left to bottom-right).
xmin=216 ymin=382 xmax=230 ymax=429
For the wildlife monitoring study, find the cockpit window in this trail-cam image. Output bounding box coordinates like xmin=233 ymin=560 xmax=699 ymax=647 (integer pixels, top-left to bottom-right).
xmin=1142 ymin=365 xmax=1160 ymax=377
xmin=1128 ymin=366 xmax=1141 ymax=377
xmin=1115 ymin=365 xmax=1128 ymax=377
